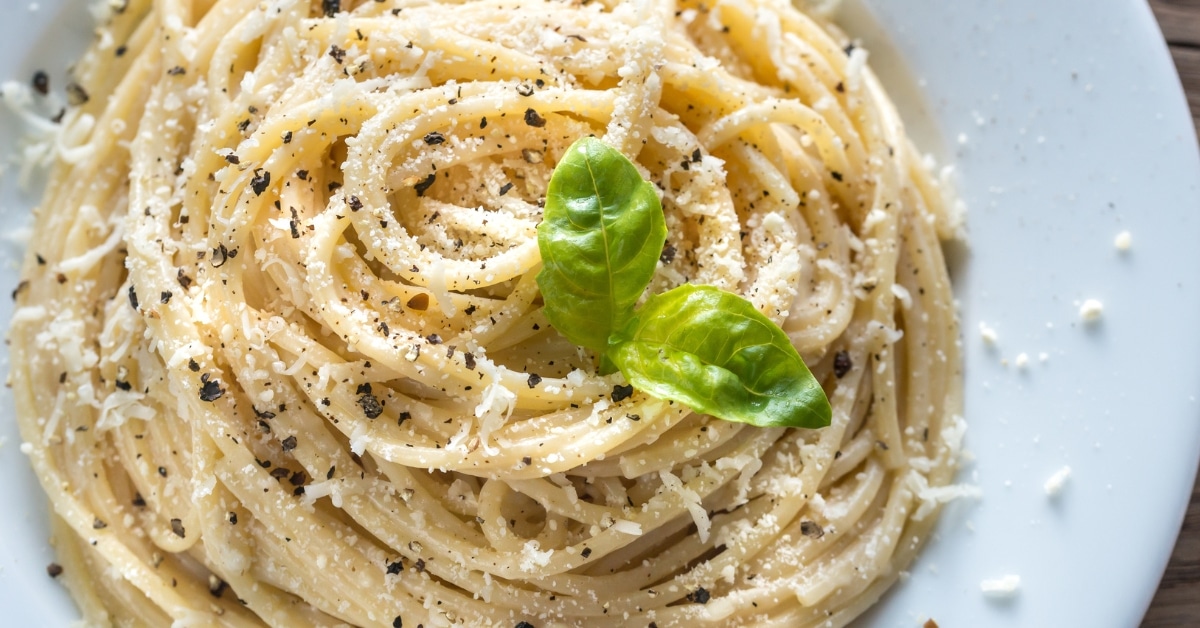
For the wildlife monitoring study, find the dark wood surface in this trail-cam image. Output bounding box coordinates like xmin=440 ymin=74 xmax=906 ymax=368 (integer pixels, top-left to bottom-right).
xmin=1143 ymin=2 xmax=1200 ymax=625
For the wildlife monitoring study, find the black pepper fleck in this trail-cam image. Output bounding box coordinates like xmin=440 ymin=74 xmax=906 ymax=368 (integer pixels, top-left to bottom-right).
xmin=31 ymin=71 xmax=49 ymax=95
xmin=660 ymin=243 xmax=676 ymax=264
xmin=527 ymin=373 xmax=542 ymax=388
xmin=523 ymin=108 xmax=546 ymax=127
xmin=686 ymin=587 xmax=711 ymax=604
xmin=611 ymin=384 xmax=634 ymax=403
xmin=46 ymin=563 xmax=63 ymax=578
xmin=177 ymin=268 xmax=193 ymax=290
xmin=281 ymin=435 xmax=297 ymax=451
xmin=199 ymin=376 xmax=225 ymax=402
xmin=424 ymin=131 xmax=445 ymax=145
xmin=128 ymin=285 xmax=139 ymax=310
xmin=322 ymin=0 xmax=340 ymax=17
xmin=833 ymin=351 xmax=852 ymax=378
xmin=210 ymin=243 xmax=229 ymax=267
xmin=65 ymin=82 xmax=89 ymax=106
xmin=359 ymin=393 xmax=384 ymax=419
xmin=413 ymin=173 xmax=437 ymax=197
xmin=170 ymin=518 xmax=186 ymax=538
xmin=250 ymin=169 xmax=271 ymax=196
xmin=800 ymin=520 xmax=825 ymax=539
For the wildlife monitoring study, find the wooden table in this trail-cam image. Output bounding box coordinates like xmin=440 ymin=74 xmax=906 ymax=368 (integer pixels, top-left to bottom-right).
xmin=1143 ymin=3 xmax=1200 ymax=624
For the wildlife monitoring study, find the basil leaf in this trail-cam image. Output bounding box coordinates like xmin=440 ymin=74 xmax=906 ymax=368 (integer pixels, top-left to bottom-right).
xmin=536 ymin=137 xmax=666 ymax=356
xmin=608 ymin=284 xmax=832 ymax=429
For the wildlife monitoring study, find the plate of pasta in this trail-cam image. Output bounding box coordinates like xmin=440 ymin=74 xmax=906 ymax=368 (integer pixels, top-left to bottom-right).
xmin=0 ymin=0 xmax=1196 ymax=626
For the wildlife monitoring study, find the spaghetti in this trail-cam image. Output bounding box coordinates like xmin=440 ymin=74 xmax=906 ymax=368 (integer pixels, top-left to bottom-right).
xmin=10 ymin=0 xmax=966 ymax=625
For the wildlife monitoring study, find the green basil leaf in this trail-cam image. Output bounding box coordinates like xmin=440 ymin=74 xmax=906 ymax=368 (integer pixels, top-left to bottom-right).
xmin=536 ymin=137 xmax=666 ymax=356
xmin=607 ymin=284 xmax=832 ymax=428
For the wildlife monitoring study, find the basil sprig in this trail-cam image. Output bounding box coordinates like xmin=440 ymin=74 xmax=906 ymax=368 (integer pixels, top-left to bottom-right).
xmin=536 ymin=135 xmax=666 ymax=360
xmin=536 ymin=137 xmax=831 ymax=429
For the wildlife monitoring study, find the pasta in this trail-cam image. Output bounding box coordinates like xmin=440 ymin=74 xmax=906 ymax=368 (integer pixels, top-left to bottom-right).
xmin=9 ymin=0 xmax=966 ymax=625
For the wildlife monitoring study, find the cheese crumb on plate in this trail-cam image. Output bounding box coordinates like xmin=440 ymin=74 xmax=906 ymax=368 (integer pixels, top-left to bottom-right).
xmin=979 ymin=321 xmax=999 ymax=345
xmin=1078 ymin=299 xmax=1103 ymax=322
xmin=980 ymin=574 xmax=1021 ymax=598
xmin=1114 ymin=230 xmax=1132 ymax=251
xmin=1043 ymin=465 xmax=1072 ymax=496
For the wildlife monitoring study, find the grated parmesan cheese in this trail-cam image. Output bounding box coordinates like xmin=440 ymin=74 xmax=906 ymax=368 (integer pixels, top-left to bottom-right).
xmin=1114 ymin=230 xmax=1132 ymax=251
xmin=905 ymin=469 xmax=982 ymax=521
xmin=980 ymin=574 xmax=1021 ymax=598
xmin=519 ymin=540 xmax=553 ymax=573
xmin=611 ymin=520 xmax=643 ymax=536
xmin=844 ymin=46 xmax=869 ymax=92
xmin=891 ymin=283 xmax=912 ymax=310
xmin=1078 ymin=299 xmax=1104 ymax=322
xmin=978 ymin=322 xmax=998 ymax=345
xmin=659 ymin=469 xmax=711 ymax=543
xmin=1043 ymin=466 xmax=1071 ymax=497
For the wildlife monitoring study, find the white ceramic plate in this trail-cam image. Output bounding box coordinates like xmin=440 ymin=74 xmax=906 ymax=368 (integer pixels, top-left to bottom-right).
xmin=1 ymin=1 xmax=1197 ymax=625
